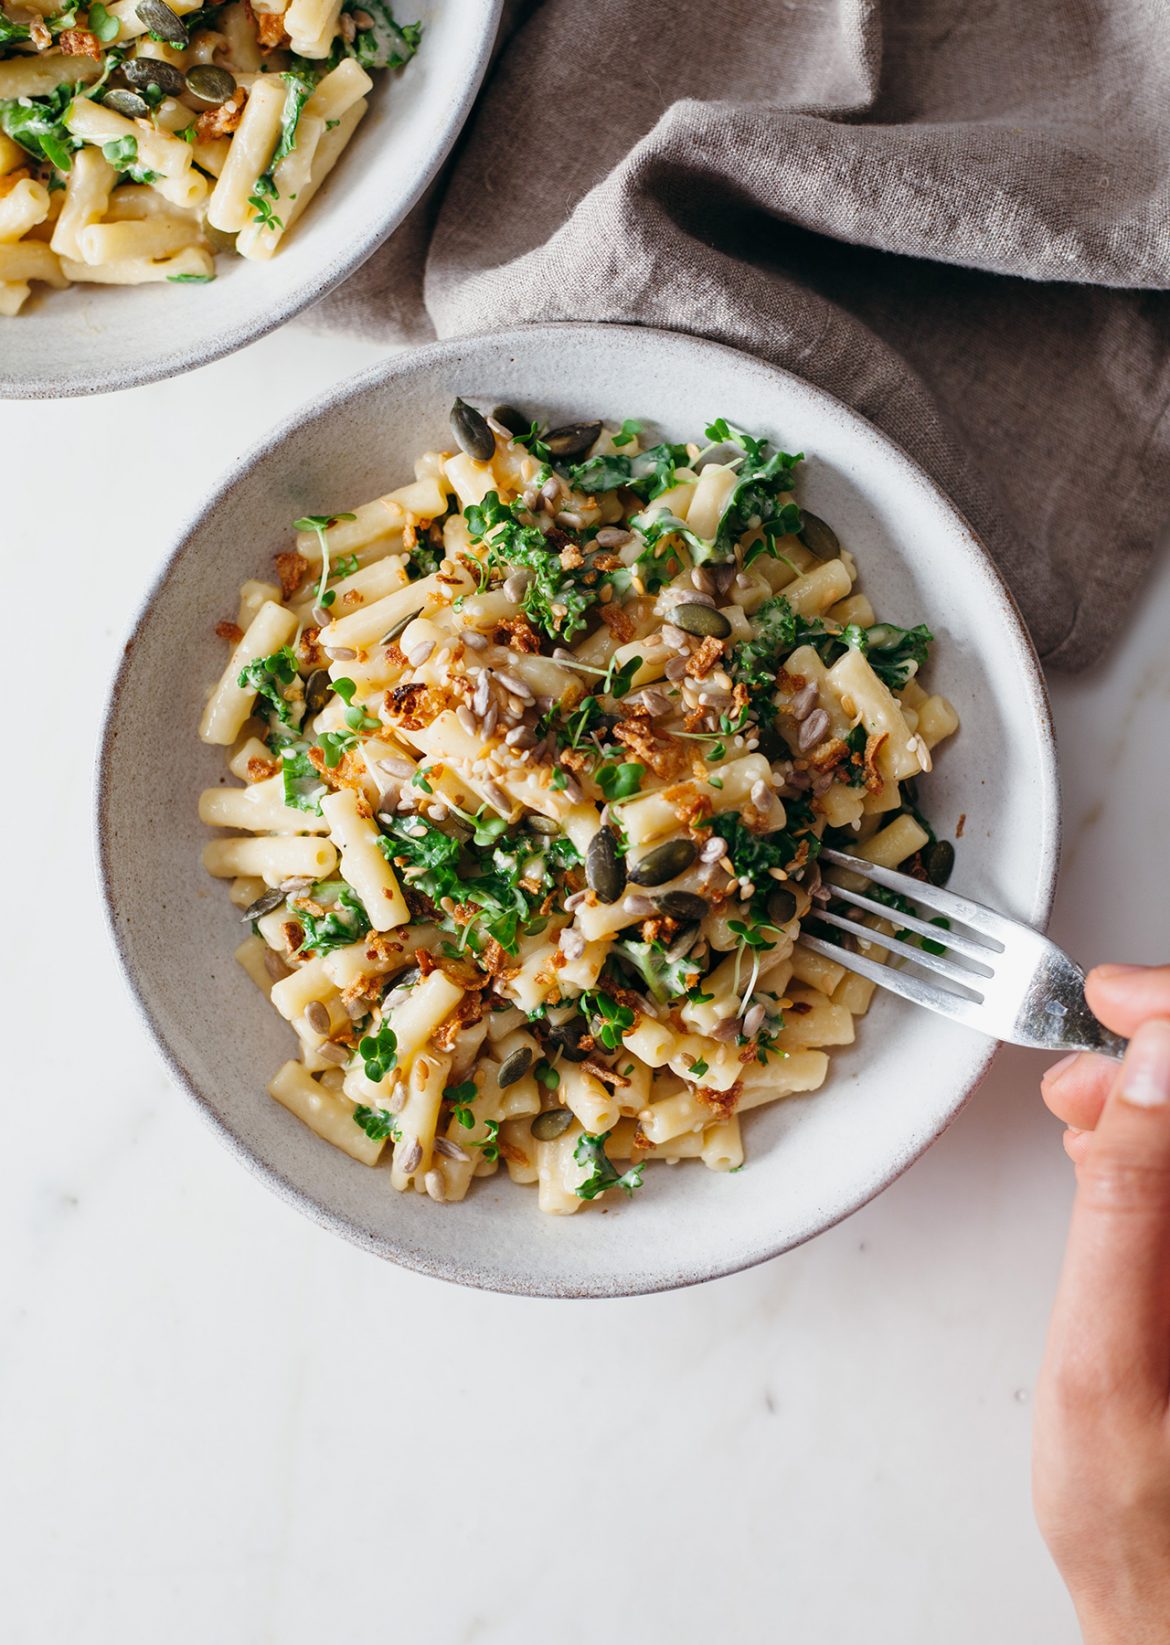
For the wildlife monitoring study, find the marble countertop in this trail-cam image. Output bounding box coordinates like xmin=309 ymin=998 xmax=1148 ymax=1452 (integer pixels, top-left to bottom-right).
xmin=4 ymin=329 xmax=1168 ymax=1644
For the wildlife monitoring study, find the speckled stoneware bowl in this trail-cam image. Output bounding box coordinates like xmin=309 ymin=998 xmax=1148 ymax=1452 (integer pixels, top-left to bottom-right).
xmin=96 ymin=323 xmax=1060 ymax=1296
xmin=2 ymin=0 xmax=501 ymax=399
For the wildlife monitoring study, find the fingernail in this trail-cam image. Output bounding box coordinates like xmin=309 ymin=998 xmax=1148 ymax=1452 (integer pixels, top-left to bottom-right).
xmin=1093 ymin=963 xmax=1149 ymax=983
xmin=1118 ymin=1021 xmax=1170 ymax=1109
xmin=1043 ymin=1052 xmax=1080 ymax=1086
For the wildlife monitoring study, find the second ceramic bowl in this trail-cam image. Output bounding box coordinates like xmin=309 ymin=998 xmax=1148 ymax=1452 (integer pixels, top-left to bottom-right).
xmin=2 ymin=0 xmax=502 ymax=398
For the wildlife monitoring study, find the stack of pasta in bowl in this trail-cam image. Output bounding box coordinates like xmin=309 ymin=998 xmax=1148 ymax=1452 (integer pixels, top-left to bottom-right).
xmin=0 ymin=0 xmax=419 ymax=311
xmin=197 ymin=401 xmax=960 ymax=1214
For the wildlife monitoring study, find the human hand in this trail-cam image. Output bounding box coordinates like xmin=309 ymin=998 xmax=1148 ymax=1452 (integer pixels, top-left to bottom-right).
xmin=1034 ymin=964 xmax=1170 ymax=1643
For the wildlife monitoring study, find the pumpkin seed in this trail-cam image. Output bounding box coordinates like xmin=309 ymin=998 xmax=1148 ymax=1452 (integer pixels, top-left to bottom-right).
xmin=135 ymin=0 xmax=188 ymax=44
xmin=798 ymin=512 xmax=839 ymax=560
xmin=544 ymin=1015 xmax=589 ymax=1061
xmin=924 ymin=839 xmax=955 ymax=886
xmin=451 ymin=397 xmax=495 ymax=462
xmin=498 ymin=1046 xmax=534 ymax=1087
xmin=242 ymin=886 xmax=285 ymax=921
xmin=531 ymin=1107 xmax=573 ymax=1141
xmin=767 ymin=886 xmax=799 ymax=925
xmin=304 ymin=669 xmax=331 ymax=713
xmin=492 ymin=403 xmax=529 ymax=436
xmin=586 ymin=825 xmax=625 ymax=904
xmin=671 ymin=603 xmax=731 ymax=640
xmin=185 ymin=64 xmax=237 ymax=107
xmin=655 ymin=890 xmax=709 ymax=922
xmin=543 ymin=420 xmax=601 ymax=459
xmin=102 ymin=88 xmax=149 ymax=118
xmin=525 ymin=813 xmax=561 ymax=836
xmin=120 ymin=56 xmax=186 ymax=96
xmin=630 ymin=837 xmax=696 ymax=886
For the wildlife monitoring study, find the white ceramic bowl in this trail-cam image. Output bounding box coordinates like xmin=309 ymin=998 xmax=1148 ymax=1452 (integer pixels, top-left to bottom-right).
xmin=96 ymin=323 xmax=1060 ymax=1296
xmin=2 ymin=0 xmax=501 ymax=399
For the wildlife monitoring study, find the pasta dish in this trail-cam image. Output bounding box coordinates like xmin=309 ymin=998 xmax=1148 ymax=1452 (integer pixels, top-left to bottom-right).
xmin=0 ymin=0 xmax=419 ymax=312
xmin=197 ymin=402 xmax=959 ymax=1213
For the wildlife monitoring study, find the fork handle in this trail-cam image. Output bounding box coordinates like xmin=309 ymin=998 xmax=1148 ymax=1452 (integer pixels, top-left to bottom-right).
xmin=1070 ymin=1023 xmax=1128 ymax=1062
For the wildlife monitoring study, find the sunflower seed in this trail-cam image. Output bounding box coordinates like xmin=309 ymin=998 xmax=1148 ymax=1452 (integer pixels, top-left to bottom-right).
xmin=505 ymin=725 xmax=535 ymax=748
xmin=424 ymin=1169 xmax=447 ymax=1202
xmin=595 ymin=526 xmax=632 ymax=548
xmin=483 ymin=780 xmax=510 ymax=814
xmin=434 ymin=1135 xmax=470 ymax=1162
xmin=661 ymin=623 xmax=689 ymax=649
xmin=712 ymin=1018 xmax=741 ymax=1042
xmin=381 ymin=613 xmax=414 ymax=645
xmin=495 ymin=670 xmax=533 ymax=702
xmin=700 ymin=835 xmax=726 ymax=863
xmin=555 ymin=512 xmax=584 ymax=530
xmin=397 ymin=1138 xmax=422 ymax=1175
xmin=560 ymin=928 xmax=586 ymax=961
xmin=317 ymin=1041 xmax=350 ymax=1067
xmin=482 ymin=704 xmax=499 ymax=737
xmin=742 ymin=1003 xmax=767 ymax=1038
xmin=407 ymin=639 xmax=434 ymax=668
xmin=462 ymin=629 xmax=488 ymax=651
xmin=664 ymin=655 xmax=689 ymax=681
xmin=797 ymin=708 xmax=831 ymax=751
xmin=790 ymin=683 xmax=818 ymax=721
xmin=503 ymin=572 xmax=530 ymax=603
xmin=455 ymin=704 xmax=478 ymax=737
xmin=243 ymin=886 xmax=285 ymax=920
xmin=323 ymin=646 xmax=356 ymax=661
xmin=305 ymin=1000 xmax=330 ymax=1034
xmin=263 ymin=948 xmax=291 ymax=981
xmin=472 ymin=674 xmax=491 ymax=716
xmin=621 ymin=892 xmax=655 ymax=917
xmin=378 ymin=757 xmax=414 ymax=780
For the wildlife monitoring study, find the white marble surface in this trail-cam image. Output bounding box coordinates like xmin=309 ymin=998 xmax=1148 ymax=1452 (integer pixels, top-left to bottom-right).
xmin=3 ymin=331 xmax=1168 ymax=1644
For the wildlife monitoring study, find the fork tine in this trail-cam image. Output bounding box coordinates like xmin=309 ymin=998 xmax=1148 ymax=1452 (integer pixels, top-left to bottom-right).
xmin=820 ymin=848 xmax=1009 ymax=946
xmin=824 ymin=881 xmax=997 ymax=966
xmin=800 ymin=934 xmax=988 ymax=1027
xmin=808 ymin=909 xmax=988 ymax=995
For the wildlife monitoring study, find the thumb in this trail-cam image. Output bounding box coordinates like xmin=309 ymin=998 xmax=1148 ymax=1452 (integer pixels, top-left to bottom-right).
xmin=1049 ymin=1019 xmax=1170 ymax=1407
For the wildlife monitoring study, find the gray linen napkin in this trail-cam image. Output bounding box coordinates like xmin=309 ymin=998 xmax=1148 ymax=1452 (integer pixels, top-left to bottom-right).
xmin=311 ymin=0 xmax=1170 ymax=668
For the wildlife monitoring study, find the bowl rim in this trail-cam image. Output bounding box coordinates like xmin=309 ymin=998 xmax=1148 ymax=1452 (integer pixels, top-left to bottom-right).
xmin=2 ymin=0 xmax=503 ymax=401
xmin=93 ymin=321 xmax=1062 ymax=1296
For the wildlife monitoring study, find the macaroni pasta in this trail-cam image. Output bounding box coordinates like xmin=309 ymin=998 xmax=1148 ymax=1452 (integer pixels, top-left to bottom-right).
xmin=198 ymin=402 xmax=960 ymax=1213
xmin=0 ymin=0 xmax=419 ymax=312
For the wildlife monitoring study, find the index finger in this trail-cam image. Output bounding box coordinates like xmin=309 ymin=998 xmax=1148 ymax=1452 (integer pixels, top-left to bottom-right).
xmin=1085 ymin=963 xmax=1170 ymax=1037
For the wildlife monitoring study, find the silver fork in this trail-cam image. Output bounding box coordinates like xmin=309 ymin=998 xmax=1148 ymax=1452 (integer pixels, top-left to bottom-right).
xmin=800 ymin=847 xmax=1127 ymax=1060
